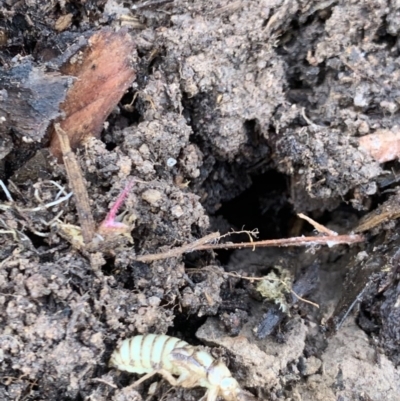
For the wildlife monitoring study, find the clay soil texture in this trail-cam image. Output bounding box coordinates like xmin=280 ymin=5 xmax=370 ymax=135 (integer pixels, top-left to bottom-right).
xmin=1 ymin=1 xmax=400 ymax=401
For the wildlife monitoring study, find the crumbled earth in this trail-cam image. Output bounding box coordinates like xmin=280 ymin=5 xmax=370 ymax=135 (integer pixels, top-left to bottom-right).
xmin=2 ymin=1 xmax=400 ymax=401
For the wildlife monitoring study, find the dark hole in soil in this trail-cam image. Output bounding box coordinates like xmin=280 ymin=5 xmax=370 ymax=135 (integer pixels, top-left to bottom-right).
xmin=168 ymin=312 xmax=207 ymax=346
xmin=101 ymin=256 xmax=117 ymax=276
xmin=243 ymin=119 xmax=258 ymax=143
xmin=12 ymin=14 xmax=30 ymax=31
xmin=212 ymin=170 xmax=291 ymax=263
xmin=373 ymin=22 xmax=397 ymax=48
xmin=3 ymin=141 xmax=38 ymax=179
xmin=216 ymin=170 xmax=292 ymax=239
xmin=104 ymin=140 xmax=117 ymax=151
xmin=119 ymin=90 xmax=142 ymax=122
xmin=24 ymin=230 xmax=49 ymax=249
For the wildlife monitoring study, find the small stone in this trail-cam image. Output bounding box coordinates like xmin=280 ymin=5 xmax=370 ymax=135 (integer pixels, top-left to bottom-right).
xmin=90 ymin=332 xmax=103 ymax=348
xmin=148 ymin=296 xmax=161 ymax=307
xmin=141 ymin=189 xmax=162 ymax=206
xmin=303 ymin=356 xmax=322 ymax=376
xmin=358 ymin=121 xmax=370 ymax=135
xmin=25 ymin=274 xmax=51 ymax=298
xmin=380 ymin=100 xmax=398 ymax=114
xmin=356 ymin=251 xmax=369 ymax=261
xmin=138 ymin=143 xmax=150 ymax=157
xmin=171 ymin=205 xmax=184 ymax=218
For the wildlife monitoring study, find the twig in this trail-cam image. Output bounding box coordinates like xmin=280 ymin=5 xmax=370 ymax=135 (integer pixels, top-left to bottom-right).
xmin=131 ymin=0 xmax=174 ymax=10
xmin=134 ymin=232 xmax=220 ymax=262
xmin=91 ymin=378 xmax=117 ymax=389
xmin=134 ymin=230 xmax=363 ymax=263
xmin=297 ymin=213 xmax=337 ymax=236
xmin=193 ymin=234 xmax=363 ymax=251
xmin=54 ymin=123 xmax=95 ymax=244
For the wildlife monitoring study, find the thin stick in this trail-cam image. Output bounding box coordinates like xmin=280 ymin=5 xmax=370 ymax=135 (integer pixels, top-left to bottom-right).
xmin=54 ymin=123 xmax=95 ymax=244
xmin=134 ymin=232 xmax=220 ymax=262
xmin=131 ymin=0 xmax=173 ymax=10
xmin=193 ymin=234 xmax=363 ymax=251
xmin=91 ymin=378 xmax=117 ymax=389
xmin=135 ymin=233 xmax=364 ymax=262
xmin=297 ymin=213 xmax=338 ymax=236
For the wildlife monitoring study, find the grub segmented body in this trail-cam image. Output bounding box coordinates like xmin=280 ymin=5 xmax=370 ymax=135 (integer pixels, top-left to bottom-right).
xmin=109 ymin=334 xmax=249 ymax=401
xmin=109 ymin=334 xmax=189 ymax=375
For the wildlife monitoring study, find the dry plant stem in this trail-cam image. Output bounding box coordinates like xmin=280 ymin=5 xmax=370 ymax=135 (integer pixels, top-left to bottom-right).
xmin=194 ymin=234 xmax=364 ymax=251
xmin=91 ymin=378 xmax=117 ymax=389
xmin=134 ymin=232 xmax=221 ymax=262
xmin=297 ymin=213 xmax=338 ymax=236
xmin=131 ymin=0 xmax=173 ymax=10
xmin=355 ymin=211 xmax=400 ymax=233
xmin=54 ymin=124 xmax=95 ymax=244
xmin=135 ymin=233 xmax=364 ymax=262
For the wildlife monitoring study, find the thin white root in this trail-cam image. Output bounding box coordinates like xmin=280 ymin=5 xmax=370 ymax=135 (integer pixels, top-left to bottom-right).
xmin=0 ymin=180 xmax=14 ymax=202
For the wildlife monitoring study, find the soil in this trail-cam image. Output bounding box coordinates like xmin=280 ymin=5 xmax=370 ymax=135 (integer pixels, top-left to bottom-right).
xmin=1 ymin=1 xmax=400 ymax=400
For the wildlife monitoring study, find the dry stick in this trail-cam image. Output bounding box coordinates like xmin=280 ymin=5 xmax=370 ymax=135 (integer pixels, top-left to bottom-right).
xmin=134 ymin=232 xmax=364 ymax=263
xmin=54 ymin=124 xmax=95 ymax=244
xmin=91 ymin=378 xmax=117 ymax=389
xmin=297 ymin=213 xmax=338 ymax=236
xmin=131 ymin=0 xmax=173 ymax=10
xmin=193 ymin=234 xmax=364 ymax=251
xmin=134 ymin=232 xmax=221 ymax=262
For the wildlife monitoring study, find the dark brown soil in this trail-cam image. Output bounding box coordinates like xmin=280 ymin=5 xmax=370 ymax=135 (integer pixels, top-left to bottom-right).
xmin=1 ymin=1 xmax=400 ymax=400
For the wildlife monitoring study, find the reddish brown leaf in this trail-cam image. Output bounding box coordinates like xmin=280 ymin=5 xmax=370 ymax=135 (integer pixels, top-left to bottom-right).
xmin=50 ymin=28 xmax=136 ymax=159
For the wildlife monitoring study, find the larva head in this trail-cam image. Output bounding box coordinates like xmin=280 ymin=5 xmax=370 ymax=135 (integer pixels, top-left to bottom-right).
xmin=219 ymin=377 xmax=241 ymax=401
xmin=208 ymin=362 xmax=241 ymax=401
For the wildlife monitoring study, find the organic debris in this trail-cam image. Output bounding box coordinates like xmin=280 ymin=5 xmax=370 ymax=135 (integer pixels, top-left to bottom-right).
xmin=355 ymin=190 xmax=400 ymax=233
xmin=54 ymin=124 xmax=95 ymax=244
xmin=256 ymin=268 xmax=293 ymax=313
xmin=359 ymin=128 xmax=400 ymax=163
xmin=0 ymin=60 xmax=70 ymax=142
xmin=50 ymin=28 xmax=137 ymax=159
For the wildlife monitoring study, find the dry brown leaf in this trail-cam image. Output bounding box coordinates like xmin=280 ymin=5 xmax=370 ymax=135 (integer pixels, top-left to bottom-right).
xmin=50 ymin=28 xmax=137 ymax=159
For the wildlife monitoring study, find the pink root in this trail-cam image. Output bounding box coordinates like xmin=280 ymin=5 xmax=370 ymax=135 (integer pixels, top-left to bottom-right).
xmin=99 ymin=179 xmax=134 ymax=230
